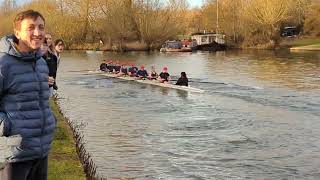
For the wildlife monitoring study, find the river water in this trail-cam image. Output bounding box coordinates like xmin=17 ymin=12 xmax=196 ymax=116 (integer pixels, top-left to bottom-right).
xmin=56 ymin=50 xmax=320 ymax=180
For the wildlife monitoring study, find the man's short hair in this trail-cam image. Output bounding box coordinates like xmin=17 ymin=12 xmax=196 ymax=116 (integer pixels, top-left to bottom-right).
xmin=14 ymin=10 xmax=45 ymax=30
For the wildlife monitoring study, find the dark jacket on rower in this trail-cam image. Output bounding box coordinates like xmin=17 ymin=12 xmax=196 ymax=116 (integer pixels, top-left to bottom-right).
xmin=137 ymin=69 xmax=148 ymax=78
xmin=176 ymin=72 xmax=188 ymax=86
xmin=113 ymin=65 xmax=121 ymax=73
xmin=176 ymin=77 xmax=188 ymax=86
xmin=128 ymin=67 xmax=138 ymax=75
xmin=120 ymin=66 xmax=128 ymax=75
xmin=100 ymin=62 xmax=107 ymax=71
xmin=159 ymin=72 xmax=170 ymax=82
xmin=0 ymin=35 xmax=56 ymax=163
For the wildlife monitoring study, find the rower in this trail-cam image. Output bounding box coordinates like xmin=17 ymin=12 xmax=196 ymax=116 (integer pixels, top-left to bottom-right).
xmin=136 ymin=65 xmax=148 ymax=79
xmin=119 ymin=63 xmax=128 ymax=76
xmin=175 ymin=72 xmax=188 ymax=86
xmin=128 ymin=63 xmax=138 ymax=77
xmin=106 ymin=60 xmax=114 ymax=72
xmin=99 ymin=60 xmax=107 ymax=71
xmin=148 ymin=65 xmax=158 ymax=80
xmin=158 ymin=67 xmax=171 ymax=83
xmin=113 ymin=61 xmax=121 ymax=74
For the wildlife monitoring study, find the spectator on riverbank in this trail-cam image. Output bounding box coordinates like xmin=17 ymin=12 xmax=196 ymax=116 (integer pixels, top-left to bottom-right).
xmin=43 ymin=33 xmax=58 ymax=95
xmin=53 ymin=39 xmax=65 ymax=90
xmin=54 ymin=39 xmax=65 ymax=66
xmin=0 ymin=10 xmax=56 ymax=180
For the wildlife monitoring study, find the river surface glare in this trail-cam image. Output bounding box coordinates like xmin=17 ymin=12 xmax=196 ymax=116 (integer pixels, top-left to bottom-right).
xmin=56 ymin=50 xmax=320 ymax=179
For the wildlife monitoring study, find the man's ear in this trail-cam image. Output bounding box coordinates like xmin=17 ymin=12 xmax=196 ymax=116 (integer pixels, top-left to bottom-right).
xmin=14 ymin=29 xmax=20 ymax=39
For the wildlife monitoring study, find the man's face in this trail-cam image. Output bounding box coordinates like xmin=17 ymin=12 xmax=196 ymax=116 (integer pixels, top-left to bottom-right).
xmin=15 ymin=17 xmax=45 ymax=52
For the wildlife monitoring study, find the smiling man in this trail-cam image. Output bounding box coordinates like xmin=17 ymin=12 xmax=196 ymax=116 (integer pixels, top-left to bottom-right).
xmin=0 ymin=10 xmax=56 ymax=180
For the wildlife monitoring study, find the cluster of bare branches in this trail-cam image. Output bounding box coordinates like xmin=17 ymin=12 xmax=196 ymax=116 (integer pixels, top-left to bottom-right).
xmin=0 ymin=0 xmax=319 ymax=49
xmin=196 ymin=0 xmax=315 ymax=47
xmin=0 ymin=0 xmax=188 ymax=50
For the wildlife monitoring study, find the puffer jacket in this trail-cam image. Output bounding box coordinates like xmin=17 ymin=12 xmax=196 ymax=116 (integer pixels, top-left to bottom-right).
xmin=0 ymin=35 xmax=56 ymax=162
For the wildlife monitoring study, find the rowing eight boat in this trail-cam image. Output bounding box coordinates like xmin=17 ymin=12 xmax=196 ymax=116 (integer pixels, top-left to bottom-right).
xmin=89 ymin=71 xmax=205 ymax=93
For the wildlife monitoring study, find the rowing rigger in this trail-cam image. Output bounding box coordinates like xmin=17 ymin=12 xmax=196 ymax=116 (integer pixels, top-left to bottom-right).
xmin=88 ymin=70 xmax=205 ymax=93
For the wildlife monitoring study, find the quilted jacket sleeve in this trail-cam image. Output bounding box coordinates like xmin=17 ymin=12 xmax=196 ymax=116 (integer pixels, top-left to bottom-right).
xmin=0 ymin=62 xmax=10 ymax=136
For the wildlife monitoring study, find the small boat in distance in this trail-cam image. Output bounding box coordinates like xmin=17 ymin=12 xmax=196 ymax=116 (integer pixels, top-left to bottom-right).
xmin=160 ymin=40 xmax=197 ymax=52
xmin=86 ymin=50 xmax=104 ymax=54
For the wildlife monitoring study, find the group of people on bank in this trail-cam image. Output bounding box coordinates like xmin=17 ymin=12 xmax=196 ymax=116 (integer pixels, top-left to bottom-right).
xmin=99 ymin=60 xmax=189 ymax=86
xmin=40 ymin=33 xmax=65 ymax=95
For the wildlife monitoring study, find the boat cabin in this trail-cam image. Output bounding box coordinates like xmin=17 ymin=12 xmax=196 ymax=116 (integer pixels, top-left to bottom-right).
xmin=191 ymin=33 xmax=225 ymax=45
xmin=162 ymin=41 xmax=182 ymax=49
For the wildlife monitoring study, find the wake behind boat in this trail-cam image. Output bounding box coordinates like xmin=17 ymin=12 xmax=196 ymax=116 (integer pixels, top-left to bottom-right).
xmin=88 ymin=70 xmax=205 ymax=93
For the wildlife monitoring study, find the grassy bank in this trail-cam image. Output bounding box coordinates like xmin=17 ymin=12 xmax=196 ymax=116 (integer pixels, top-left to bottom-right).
xmin=48 ymin=99 xmax=86 ymax=180
xmin=281 ymin=37 xmax=320 ymax=47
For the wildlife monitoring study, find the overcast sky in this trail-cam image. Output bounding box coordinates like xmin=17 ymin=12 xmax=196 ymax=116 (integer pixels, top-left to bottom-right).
xmin=188 ymin=0 xmax=204 ymax=8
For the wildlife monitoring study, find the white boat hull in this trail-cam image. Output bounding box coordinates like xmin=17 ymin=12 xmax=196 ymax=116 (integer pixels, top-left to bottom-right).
xmin=89 ymin=71 xmax=205 ymax=93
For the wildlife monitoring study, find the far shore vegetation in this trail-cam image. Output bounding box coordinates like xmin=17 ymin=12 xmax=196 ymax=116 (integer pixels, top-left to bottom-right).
xmin=0 ymin=0 xmax=320 ymax=50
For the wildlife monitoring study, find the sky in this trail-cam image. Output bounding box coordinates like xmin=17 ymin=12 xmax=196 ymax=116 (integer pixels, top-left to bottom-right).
xmin=188 ymin=0 xmax=204 ymax=8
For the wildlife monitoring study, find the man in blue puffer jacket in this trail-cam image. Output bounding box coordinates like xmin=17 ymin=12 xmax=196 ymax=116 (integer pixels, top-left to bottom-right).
xmin=0 ymin=10 xmax=56 ymax=180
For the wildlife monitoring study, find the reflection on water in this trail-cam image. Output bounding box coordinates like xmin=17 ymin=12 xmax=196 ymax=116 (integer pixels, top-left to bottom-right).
xmin=57 ymin=50 xmax=320 ymax=179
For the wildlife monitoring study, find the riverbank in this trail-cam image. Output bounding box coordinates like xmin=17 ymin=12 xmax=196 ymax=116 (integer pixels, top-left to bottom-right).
xmin=48 ymin=99 xmax=86 ymax=180
xmin=290 ymin=43 xmax=320 ymax=51
xmin=69 ymin=41 xmax=153 ymax=52
xmin=281 ymin=37 xmax=320 ymax=51
xmin=66 ymin=37 xmax=320 ymax=52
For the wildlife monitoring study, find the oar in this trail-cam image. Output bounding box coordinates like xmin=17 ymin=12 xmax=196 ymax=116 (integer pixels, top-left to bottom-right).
xmin=68 ymin=69 xmax=98 ymax=72
xmin=171 ymin=79 xmax=221 ymax=84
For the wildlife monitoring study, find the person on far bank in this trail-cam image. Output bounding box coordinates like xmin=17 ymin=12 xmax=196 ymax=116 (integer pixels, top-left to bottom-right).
xmin=175 ymin=72 xmax=188 ymax=86
xmin=0 ymin=10 xmax=56 ymax=180
xmin=51 ymin=39 xmax=64 ymax=91
xmin=158 ymin=66 xmax=171 ymax=83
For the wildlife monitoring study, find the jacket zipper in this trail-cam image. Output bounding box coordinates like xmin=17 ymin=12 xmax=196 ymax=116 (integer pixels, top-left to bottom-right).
xmin=33 ymin=61 xmax=45 ymax=157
